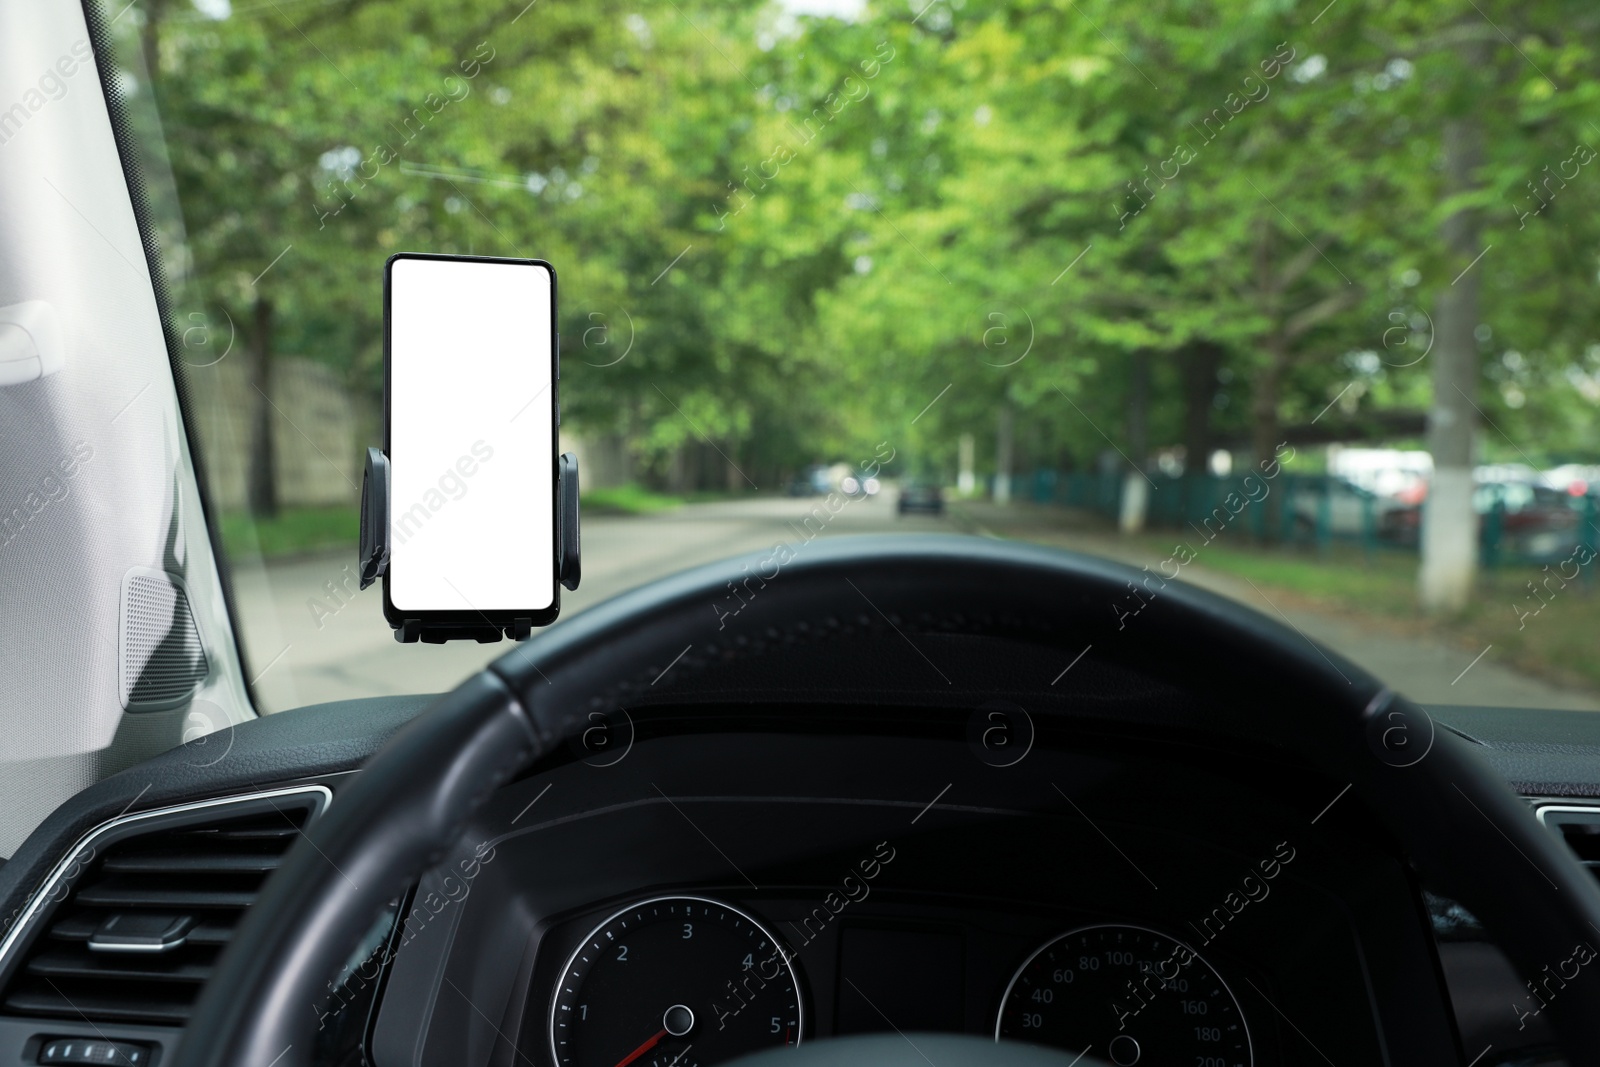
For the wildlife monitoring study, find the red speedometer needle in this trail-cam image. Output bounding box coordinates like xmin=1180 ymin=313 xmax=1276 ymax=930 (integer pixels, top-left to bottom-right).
xmin=611 ymin=1028 xmax=668 ymax=1067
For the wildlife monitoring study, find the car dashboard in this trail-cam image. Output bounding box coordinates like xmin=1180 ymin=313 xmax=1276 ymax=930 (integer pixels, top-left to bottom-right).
xmin=373 ymin=708 xmax=1444 ymax=1067
xmin=0 ymin=699 xmax=1593 ymax=1067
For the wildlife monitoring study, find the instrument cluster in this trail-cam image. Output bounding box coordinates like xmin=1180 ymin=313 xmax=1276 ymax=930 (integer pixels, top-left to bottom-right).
xmin=539 ymin=890 xmax=1255 ymax=1067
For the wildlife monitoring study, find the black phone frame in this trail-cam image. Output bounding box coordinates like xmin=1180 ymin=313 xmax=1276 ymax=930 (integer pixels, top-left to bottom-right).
xmin=377 ymin=251 xmax=563 ymax=641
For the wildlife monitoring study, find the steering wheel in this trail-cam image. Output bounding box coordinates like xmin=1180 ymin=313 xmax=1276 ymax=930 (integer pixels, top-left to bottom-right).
xmin=169 ymin=535 xmax=1600 ymax=1067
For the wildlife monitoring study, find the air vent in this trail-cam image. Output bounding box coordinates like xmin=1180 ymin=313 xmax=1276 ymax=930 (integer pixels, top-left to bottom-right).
xmin=1537 ymin=803 xmax=1600 ymax=883
xmin=0 ymin=788 xmax=327 ymax=1027
xmin=119 ymin=567 xmax=209 ymax=711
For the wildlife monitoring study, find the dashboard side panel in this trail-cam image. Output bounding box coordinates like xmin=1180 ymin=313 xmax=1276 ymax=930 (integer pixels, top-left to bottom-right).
xmin=0 ymin=694 xmax=433 ymax=947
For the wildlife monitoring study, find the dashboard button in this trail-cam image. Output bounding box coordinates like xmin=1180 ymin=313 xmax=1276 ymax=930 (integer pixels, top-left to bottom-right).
xmin=38 ymin=1038 xmax=153 ymax=1065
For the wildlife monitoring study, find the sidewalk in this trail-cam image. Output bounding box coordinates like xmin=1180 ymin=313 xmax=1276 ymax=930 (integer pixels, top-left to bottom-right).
xmin=951 ymin=500 xmax=1600 ymax=711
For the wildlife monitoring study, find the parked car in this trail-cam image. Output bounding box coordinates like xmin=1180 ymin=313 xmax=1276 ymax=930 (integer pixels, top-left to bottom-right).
xmin=786 ymin=464 xmax=833 ymax=497
xmin=897 ymin=480 xmax=945 ymax=515
xmin=1288 ymin=475 xmax=1392 ymax=536
xmin=1380 ymin=480 xmax=1583 ymax=561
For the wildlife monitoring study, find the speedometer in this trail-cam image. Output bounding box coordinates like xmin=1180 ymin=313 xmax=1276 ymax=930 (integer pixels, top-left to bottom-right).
xmin=549 ymin=895 xmax=802 ymax=1067
xmin=995 ymin=923 xmax=1252 ymax=1066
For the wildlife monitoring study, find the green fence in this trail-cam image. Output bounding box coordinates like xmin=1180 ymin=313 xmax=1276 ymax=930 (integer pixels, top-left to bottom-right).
xmin=1024 ymin=469 xmax=1600 ymax=571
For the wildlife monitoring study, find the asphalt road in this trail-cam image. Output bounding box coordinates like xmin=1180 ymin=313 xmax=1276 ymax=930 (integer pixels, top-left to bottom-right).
xmin=232 ymin=494 xmax=944 ymax=710
xmin=231 ymin=495 xmax=1599 ymax=712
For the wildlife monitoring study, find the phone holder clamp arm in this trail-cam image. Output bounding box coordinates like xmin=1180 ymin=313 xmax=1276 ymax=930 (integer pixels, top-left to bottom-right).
xmin=358 ymin=447 xmax=580 ymax=643
xmin=558 ymin=451 xmax=581 ymax=593
xmin=358 ymin=447 xmax=390 ymax=592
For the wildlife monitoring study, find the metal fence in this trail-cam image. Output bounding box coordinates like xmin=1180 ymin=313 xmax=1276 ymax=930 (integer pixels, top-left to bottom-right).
xmin=1023 ymin=469 xmax=1600 ymax=571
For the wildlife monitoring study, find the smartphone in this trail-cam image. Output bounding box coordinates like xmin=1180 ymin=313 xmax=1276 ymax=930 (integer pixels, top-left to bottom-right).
xmin=382 ymin=253 xmax=559 ymax=631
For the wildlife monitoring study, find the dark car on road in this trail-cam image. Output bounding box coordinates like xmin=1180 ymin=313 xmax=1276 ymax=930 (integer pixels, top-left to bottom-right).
xmin=897 ymin=480 xmax=945 ymax=515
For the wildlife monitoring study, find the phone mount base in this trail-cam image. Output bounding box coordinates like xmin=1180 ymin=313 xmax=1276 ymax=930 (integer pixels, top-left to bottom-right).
xmin=358 ymin=447 xmax=580 ymax=643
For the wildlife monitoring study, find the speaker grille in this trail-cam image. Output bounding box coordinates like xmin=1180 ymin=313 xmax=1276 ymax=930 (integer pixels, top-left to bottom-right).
xmin=119 ymin=568 xmax=208 ymax=711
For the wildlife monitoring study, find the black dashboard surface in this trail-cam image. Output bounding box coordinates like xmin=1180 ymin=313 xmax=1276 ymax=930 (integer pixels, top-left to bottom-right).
xmin=0 ymin=696 xmax=1595 ymax=1067
xmin=372 ymin=711 xmax=1448 ymax=1066
xmin=1432 ymin=705 xmax=1600 ymax=796
xmin=1 ymin=695 xmax=1591 ymax=935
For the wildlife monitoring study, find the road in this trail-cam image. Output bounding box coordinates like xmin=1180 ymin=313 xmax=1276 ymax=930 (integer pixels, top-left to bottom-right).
xmin=232 ymin=494 xmax=945 ymax=709
xmin=232 ymin=495 xmax=1599 ymax=712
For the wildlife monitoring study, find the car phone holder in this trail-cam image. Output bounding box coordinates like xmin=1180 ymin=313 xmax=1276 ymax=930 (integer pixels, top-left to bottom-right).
xmin=358 ymin=447 xmax=581 ymax=644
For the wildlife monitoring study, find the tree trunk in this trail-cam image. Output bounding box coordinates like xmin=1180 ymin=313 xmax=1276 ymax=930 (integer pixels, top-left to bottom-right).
xmin=1179 ymin=340 xmax=1223 ymax=528
xmin=690 ymin=442 xmax=707 ymax=492
xmin=1249 ymin=210 xmax=1289 ymax=543
xmin=620 ymin=407 xmax=636 ymax=485
xmin=1119 ymin=349 xmax=1151 ymax=533
xmin=1420 ymin=107 xmax=1485 ymax=612
xmin=1252 ymin=338 xmax=1285 ymax=541
xmin=994 ymin=401 xmax=1013 ymax=504
xmin=138 ymin=0 xmax=171 ymax=87
xmin=1250 ymin=352 xmax=1283 ymax=478
xmin=1180 ymin=340 xmax=1223 ymax=474
xmin=667 ymin=444 xmax=687 ymax=494
xmin=246 ymin=296 xmax=278 ymax=519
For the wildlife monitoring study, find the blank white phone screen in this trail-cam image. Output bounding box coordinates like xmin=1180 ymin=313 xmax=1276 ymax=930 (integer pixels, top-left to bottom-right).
xmin=388 ymin=257 xmax=554 ymax=612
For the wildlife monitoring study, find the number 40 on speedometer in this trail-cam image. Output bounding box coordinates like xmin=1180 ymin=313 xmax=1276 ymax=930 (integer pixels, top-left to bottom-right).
xmin=995 ymin=924 xmax=1252 ymax=1067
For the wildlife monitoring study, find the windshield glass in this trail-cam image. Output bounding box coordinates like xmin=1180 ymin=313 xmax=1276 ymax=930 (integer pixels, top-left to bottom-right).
xmin=109 ymin=0 xmax=1600 ymax=712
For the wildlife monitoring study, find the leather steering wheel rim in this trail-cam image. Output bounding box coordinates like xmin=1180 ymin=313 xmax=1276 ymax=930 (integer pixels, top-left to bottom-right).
xmin=172 ymin=534 xmax=1600 ymax=1066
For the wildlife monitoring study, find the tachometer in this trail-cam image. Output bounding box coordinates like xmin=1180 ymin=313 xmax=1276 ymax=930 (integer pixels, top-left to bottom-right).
xmin=995 ymin=923 xmax=1252 ymax=1066
xmin=549 ymin=895 xmax=802 ymax=1067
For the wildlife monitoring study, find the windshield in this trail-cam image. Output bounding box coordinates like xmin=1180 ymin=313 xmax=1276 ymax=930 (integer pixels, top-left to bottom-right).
xmin=108 ymin=0 xmax=1600 ymax=713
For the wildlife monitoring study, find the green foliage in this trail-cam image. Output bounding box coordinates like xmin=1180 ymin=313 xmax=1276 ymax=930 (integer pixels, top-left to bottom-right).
xmin=580 ymin=484 xmax=685 ymax=515
xmin=118 ymin=0 xmax=1600 ymax=490
xmin=219 ymin=506 xmax=359 ymax=558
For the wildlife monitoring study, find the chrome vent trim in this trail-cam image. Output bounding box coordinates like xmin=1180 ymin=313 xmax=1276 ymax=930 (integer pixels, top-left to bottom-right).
xmin=0 ymin=785 xmax=330 ymax=1024
xmin=1534 ymin=800 xmax=1600 ymax=883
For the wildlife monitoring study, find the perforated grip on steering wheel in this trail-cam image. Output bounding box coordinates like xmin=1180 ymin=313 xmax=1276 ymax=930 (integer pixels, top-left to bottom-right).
xmin=170 ymin=670 xmax=540 ymax=1067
